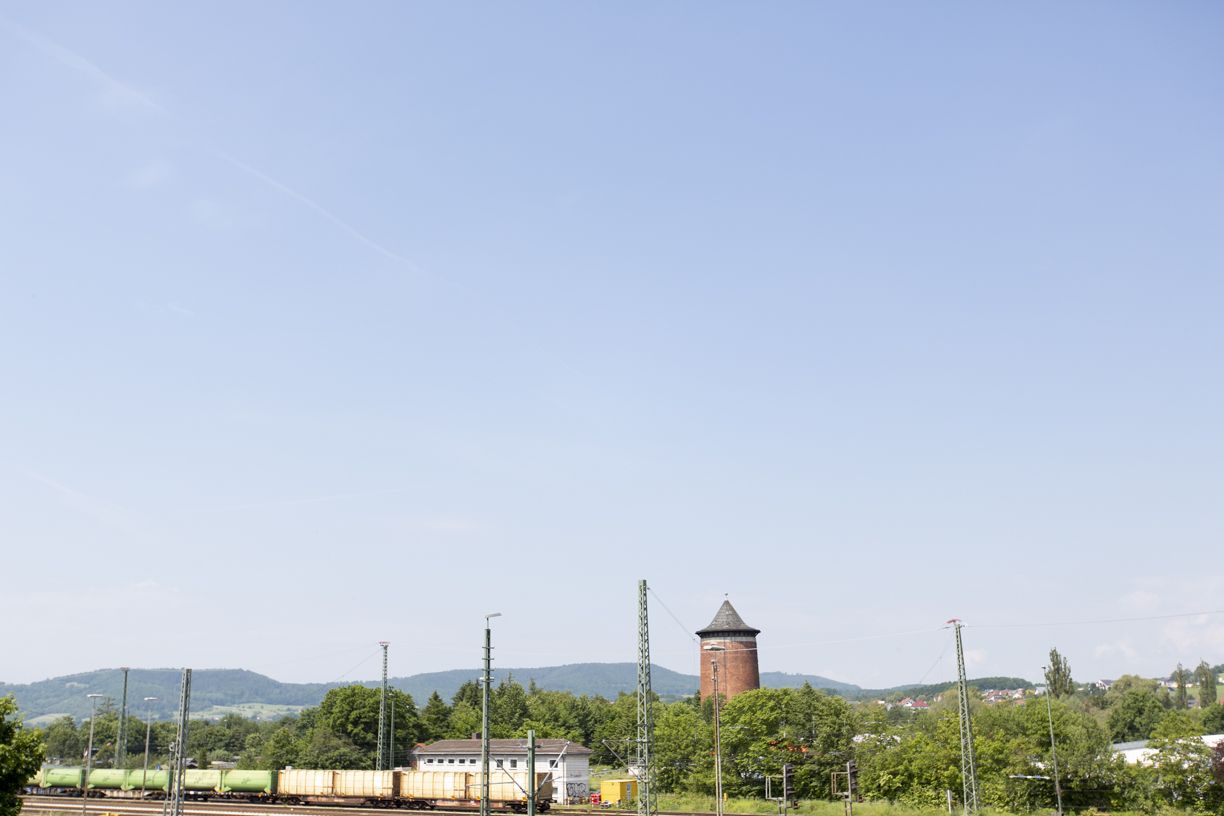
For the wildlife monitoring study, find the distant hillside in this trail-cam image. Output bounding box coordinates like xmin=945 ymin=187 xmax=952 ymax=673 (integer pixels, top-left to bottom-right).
xmin=856 ymin=676 xmax=1035 ymax=700
xmin=760 ymin=671 xmax=859 ymax=694
xmin=391 ymin=663 xmax=701 ymax=703
xmin=0 ymin=669 xmax=333 ymax=725
xmin=2 ymin=664 xmax=1029 ymax=724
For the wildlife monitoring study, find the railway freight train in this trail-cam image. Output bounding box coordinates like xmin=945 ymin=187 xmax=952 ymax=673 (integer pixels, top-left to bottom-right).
xmin=27 ymin=767 xmax=553 ymax=812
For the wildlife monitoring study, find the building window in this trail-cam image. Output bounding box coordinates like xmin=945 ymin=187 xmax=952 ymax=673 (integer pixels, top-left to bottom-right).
xmin=549 ymin=760 xmax=557 ymax=768
xmin=510 ymin=760 xmax=517 ymax=769
xmin=448 ymin=759 xmax=455 ymax=764
xmin=496 ymin=759 xmax=503 ymax=768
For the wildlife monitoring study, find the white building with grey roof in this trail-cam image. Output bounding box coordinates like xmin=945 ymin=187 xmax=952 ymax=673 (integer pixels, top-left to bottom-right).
xmin=411 ymin=738 xmax=592 ymax=804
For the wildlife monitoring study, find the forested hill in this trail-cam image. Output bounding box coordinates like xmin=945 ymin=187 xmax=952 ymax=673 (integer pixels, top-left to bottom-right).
xmin=2 ymin=664 xmax=1031 ymax=724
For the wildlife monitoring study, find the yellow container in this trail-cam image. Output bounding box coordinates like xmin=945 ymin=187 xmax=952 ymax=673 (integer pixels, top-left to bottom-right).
xmin=278 ymin=769 xmax=335 ymax=797
xmin=600 ymin=779 xmax=637 ymax=805
xmin=334 ymin=770 xmax=397 ymax=798
xmin=470 ymin=770 xmax=536 ymax=802
xmin=400 ymin=770 xmax=471 ymax=800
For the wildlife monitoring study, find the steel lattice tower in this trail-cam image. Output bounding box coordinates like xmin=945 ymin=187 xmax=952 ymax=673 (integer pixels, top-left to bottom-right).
xmin=949 ymin=620 xmax=979 ymax=815
xmin=116 ymin=668 xmax=129 ymax=768
xmin=376 ymin=642 xmax=390 ymax=771
xmin=636 ymin=580 xmax=655 ymax=816
xmin=160 ymin=669 xmax=192 ymax=816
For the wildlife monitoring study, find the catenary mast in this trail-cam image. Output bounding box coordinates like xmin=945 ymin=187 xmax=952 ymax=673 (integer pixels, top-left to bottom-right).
xmin=636 ymin=580 xmax=655 ymax=816
xmin=949 ymin=620 xmax=979 ymax=815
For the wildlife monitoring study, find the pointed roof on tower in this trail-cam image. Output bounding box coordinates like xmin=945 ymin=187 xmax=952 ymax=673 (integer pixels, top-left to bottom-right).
xmin=696 ymin=599 xmax=761 ymax=637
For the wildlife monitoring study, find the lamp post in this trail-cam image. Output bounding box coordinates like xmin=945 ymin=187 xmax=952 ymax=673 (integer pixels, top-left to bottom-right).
xmin=704 ymin=645 xmax=726 ymax=816
xmin=481 ymin=612 xmax=502 ymax=816
xmin=141 ymin=697 xmax=159 ymax=798
xmin=1041 ymin=669 xmax=1063 ymax=816
xmin=82 ymin=694 xmax=104 ymax=816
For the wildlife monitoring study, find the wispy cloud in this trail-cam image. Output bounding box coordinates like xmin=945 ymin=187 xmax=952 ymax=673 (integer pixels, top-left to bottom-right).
xmin=964 ymin=648 xmax=988 ymax=668
xmin=196 ymin=487 xmax=417 ymax=514
xmin=212 ymin=150 xmax=420 ymax=268
xmin=7 ymin=20 xmax=161 ymax=111
xmin=27 ymin=471 xmax=147 ymax=533
xmin=1094 ymin=639 xmax=1139 ymax=661
xmin=5 ymin=16 xmax=421 ymax=271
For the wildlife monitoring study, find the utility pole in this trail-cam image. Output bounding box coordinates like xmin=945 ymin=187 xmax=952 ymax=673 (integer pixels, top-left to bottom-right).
xmin=82 ymin=693 xmax=103 ymax=816
xmin=948 ymin=620 xmax=979 ymax=816
xmin=161 ymin=669 xmax=192 ymax=816
xmin=116 ymin=668 xmax=129 ymax=768
xmin=481 ymin=613 xmax=502 ymax=816
xmin=141 ymin=697 xmax=159 ymax=798
xmin=1041 ymin=668 xmax=1063 ymax=816
xmin=527 ymin=730 xmax=537 ymax=816
xmin=389 ymin=697 xmax=396 ymax=770
xmin=376 ymin=642 xmax=390 ymax=771
xmin=636 ymin=580 xmax=655 ymax=816
xmin=708 ymin=650 xmax=724 ymax=816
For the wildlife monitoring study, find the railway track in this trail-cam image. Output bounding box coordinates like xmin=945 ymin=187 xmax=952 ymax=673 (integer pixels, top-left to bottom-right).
xmin=19 ymin=799 xmax=709 ymax=816
xmin=20 ymin=797 xmax=372 ymax=816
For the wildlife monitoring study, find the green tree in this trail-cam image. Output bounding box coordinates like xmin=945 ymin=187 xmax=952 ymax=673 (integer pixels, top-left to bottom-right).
xmin=420 ymin=692 xmax=451 ymax=742
xmin=40 ymin=716 xmax=81 ymax=764
xmin=286 ymin=685 xmax=420 ymax=768
xmin=718 ymin=685 xmax=855 ymax=800
xmin=298 ymin=729 xmax=366 ymax=769
xmin=190 ymin=714 xmax=259 ymax=765
xmin=446 ymin=702 xmax=481 ymax=740
xmin=1172 ymin=663 xmax=1193 ymax=710
xmin=452 ymin=681 xmax=481 ymax=710
xmin=1 ymin=696 xmax=45 ymax=816
xmin=589 ymin=694 xmax=638 ymax=767
xmin=862 ymin=706 xmax=962 ymax=808
xmin=244 ymin=721 xmax=304 ymax=770
xmin=1105 ymin=676 xmax=1169 ymax=742
xmin=1196 ymin=660 xmax=1219 ymax=708
xmin=1146 ymin=731 xmax=1223 ymax=810
xmin=521 ymin=689 xmax=586 ymax=741
xmin=492 ymin=679 xmax=530 ymax=737
xmin=652 ymin=702 xmax=709 ymax=793
xmin=1202 ymin=703 xmax=1224 ymax=735
xmin=1044 ymin=648 xmax=1074 ymax=698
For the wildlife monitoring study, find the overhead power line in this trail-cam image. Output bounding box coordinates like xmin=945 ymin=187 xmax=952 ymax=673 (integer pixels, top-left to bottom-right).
xmin=971 ymin=608 xmax=1224 ymax=629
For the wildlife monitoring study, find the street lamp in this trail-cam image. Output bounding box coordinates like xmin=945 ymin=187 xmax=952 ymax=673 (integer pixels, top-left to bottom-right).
xmin=141 ymin=697 xmax=159 ymax=798
xmin=1041 ymin=668 xmax=1063 ymax=816
xmin=481 ymin=613 xmax=502 ymax=816
xmin=704 ymin=645 xmax=726 ymax=816
xmin=82 ymin=694 xmax=104 ymax=816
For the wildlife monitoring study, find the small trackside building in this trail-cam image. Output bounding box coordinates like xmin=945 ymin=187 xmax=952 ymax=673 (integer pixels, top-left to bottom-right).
xmin=411 ymin=739 xmax=592 ymax=804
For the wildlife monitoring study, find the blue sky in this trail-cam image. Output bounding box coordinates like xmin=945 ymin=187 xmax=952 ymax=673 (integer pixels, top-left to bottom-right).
xmin=2 ymin=2 xmax=1222 ymax=691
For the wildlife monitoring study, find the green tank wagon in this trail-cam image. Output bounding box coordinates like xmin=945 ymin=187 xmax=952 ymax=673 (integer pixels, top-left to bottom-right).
xmin=220 ymin=770 xmax=275 ymax=794
xmin=125 ymin=768 xmax=168 ymax=792
xmin=40 ymin=767 xmax=84 ymax=789
xmin=86 ymin=769 xmax=129 ymax=790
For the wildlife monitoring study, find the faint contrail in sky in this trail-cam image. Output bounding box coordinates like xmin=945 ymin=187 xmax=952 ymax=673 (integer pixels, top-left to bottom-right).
xmin=5 ymin=17 xmax=421 ymax=271
xmin=196 ymin=487 xmax=417 ymax=514
xmin=213 ymin=149 xmax=419 ymax=268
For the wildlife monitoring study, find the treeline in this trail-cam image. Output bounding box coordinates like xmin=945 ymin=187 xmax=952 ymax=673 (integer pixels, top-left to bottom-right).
xmin=29 ymin=658 xmax=1224 ymax=813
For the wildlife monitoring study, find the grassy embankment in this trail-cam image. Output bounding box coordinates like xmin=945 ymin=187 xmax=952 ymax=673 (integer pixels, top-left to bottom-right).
xmin=563 ymin=796 xmax=1161 ymax=816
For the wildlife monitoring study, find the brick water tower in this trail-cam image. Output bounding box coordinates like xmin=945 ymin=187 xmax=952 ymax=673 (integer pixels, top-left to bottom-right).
xmin=698 ymin=599 xmax=761 ymax=701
